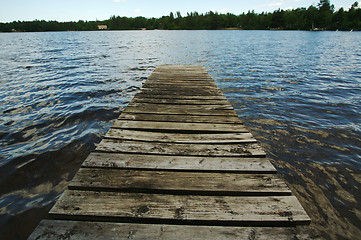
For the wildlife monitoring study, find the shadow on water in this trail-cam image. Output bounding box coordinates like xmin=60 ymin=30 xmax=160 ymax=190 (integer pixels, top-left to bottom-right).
xmin=241 ymin=117 xmax=361 ymax=239
xmin=0 ymin=137 xmax=95 ymax=239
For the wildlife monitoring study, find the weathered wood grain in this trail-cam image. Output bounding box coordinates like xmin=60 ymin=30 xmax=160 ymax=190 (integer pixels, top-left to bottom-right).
xmin=123 ymin=106 xmax=236 ymax=115
xmin=149 ymin=71 xmax=211 ymax=77
xmin=29 ymin=220 xmax=310 ymax=240
xmin=149 ymin=72 xmax=211 ymax=76
xmin=134 ymin=93 xmax=227 ymax=100
xmin=112 ymin=120 xmax=247 ymax=132
xmin=50 ymin=190 xmax=311 ymax=225
xmin=82 ymin=152 xmax=277 ymax=173
xmin=95 ymin=139 xmax=266 ymax=157
xmin=69 ymin=168 xmax=291 ymax=195
xmin=118 ymin=113 xmax=243 ymax=124
xmin=148 ymin=75 xmax=212 ymax=81
xmin=139 ymin=89 xmax=222 ymax=96
xmin=142 ymin=81 xmax=217 ymax=86
xmin=150 ymin=70 xmax=210 ymax=75
xmin=130 ymin=97 xmax=231 ymax=105
xmin=143 ymin=81 xmax=216 ymax=87
xmin=143 ymin=81 xmax=217 ymax=86
xmin=140 ymin=86 xmax=220 ymax=93
xmin=29 ymin=65 xmax=311 ymax=239
xmin=126 ymin=102 xmax=234 ymax=110
xmin=105 ymin=129 xmax=256 ymax=143
xmin=147 ymin=78 xmax=213 ymax=82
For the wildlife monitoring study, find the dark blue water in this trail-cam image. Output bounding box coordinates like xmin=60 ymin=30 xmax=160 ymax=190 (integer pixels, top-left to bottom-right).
xmin=0 ymin=30 xmax=360 ymax=239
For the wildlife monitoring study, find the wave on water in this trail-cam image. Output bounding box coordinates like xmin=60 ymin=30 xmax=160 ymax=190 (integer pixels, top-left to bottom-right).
xmin=0 ymin=30 xmax=361 ymax=239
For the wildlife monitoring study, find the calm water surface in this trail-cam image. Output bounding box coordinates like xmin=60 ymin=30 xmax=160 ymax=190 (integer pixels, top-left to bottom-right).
xmin=0 ymin=30 xmax=360 ymax=239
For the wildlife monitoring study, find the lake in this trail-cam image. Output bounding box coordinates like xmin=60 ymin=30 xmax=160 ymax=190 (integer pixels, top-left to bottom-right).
xmin=0 ymin=30 xmax=360 ymax=239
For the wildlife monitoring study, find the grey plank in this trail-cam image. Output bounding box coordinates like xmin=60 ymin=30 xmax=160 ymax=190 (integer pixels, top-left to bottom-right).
xmin=82 ymin=153 xmax=277 ymax=173
xmin=143 ymin=81 xmax=217 ymax=86
xmin=130 ymin=97 xmax=231 ymax=105
xmin=29 ymin=220 xmax=310 ymax=240
xmin=134 ymin=94 xmax=227 ymax=100
xmin=96 ymin=139 xmax=266 ymax=157
xmin=112 ymin=120 xmax=248 ymax=132
xmin=126 ymin=102 xmax=234 ymax=110
xmin=123 ymin=107 xmax=236 ymax=116
xmin=148 ymin=77 xmax=213 ymax=81
xmin=149 ymin=72 xmax=211 ymax=77
xmin=69 ymin=168 xmax=291 ymax=195
xmin=105 ymin=129 xmax=256 ymax=143
xmin=142 ymin=79 xmax=219 ymax=86
xmin=118 ymin=113 xmax=243 ymax=124
xmin=150 ymin=75 xmax=211 ymax=78
xmin=144 ymin=81 xmax=215 ymax=86
xmin=49 ymin=190 xmax=311 ymax=225
xmin=140 ymin=86 xmax=220 ymax=92
xmin=124 ymin=104 xmax=236 ymax=115
xmin=139 ymin=89 xmax=222 ymax=96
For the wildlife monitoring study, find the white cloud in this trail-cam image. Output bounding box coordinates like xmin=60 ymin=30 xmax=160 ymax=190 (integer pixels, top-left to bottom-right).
xmin=113 ymin=0 xmax=127 ymax=3
xmin=210 ymin=8 xmax=231 ymax=14
xmin=262 ymin=0 xmax=284 ymax=7
xmin=218 ymin=8 xmax=231 ymax=13
xmin=134 ymin=9 xmax=141 ymax=13
xmin=260 ymin=0 xmax=305 ymax=8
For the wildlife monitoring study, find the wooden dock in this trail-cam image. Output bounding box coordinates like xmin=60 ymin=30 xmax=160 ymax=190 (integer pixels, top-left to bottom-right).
xmin=29 ymin=65 xmax=310 ymax=239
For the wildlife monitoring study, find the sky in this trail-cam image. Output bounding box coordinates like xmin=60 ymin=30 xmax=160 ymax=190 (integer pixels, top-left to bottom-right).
xmin=0 ymin=0 xmax=357 ymax=22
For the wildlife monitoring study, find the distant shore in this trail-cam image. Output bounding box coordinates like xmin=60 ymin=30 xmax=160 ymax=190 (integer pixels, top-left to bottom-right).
xmin=1 ymin=1 xmax=360 ymax=33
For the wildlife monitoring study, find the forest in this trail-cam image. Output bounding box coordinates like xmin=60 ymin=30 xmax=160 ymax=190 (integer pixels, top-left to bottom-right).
xmin=1 ymin=0 xmax=360 ymax=32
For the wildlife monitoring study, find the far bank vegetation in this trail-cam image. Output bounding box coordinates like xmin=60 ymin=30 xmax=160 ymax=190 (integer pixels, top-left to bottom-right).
xmin=1 ymin=1 xmax=360 ymax=32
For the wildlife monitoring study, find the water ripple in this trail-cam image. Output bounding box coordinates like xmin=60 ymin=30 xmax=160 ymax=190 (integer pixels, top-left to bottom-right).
xmin=0 ymin=30 xmax=361 ymax=239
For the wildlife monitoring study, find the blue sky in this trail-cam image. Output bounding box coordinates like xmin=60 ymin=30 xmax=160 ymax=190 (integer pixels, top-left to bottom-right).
xmin=0 ymin=0 xmax=357 ymax=22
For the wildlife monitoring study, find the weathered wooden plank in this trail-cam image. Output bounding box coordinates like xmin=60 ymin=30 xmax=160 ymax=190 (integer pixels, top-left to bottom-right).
xmin=29 ymin=220 xmax=310 ymax=240
xmin=149 ymin=72 xmax=210 ymax=77
xmin=149 ymin=72 xmax=210 ymax=76
xmin=50 ymin=190 xmax=311 ymax=225
xmin=82 ymin=153 xmax=277 ymax=173
xmin=151 ymin=68 xmax=208 ymax=73
xmin=131 ymin=97 xmax=231 ymax=105
xmin=150 ymin=74 xmax=211 ymax=77
xmin=140 ymin=85 xmax=219 ymax=91
xmin=95 ymin=139 xmax=266 ymax=157
xmin=144 ymin=81 xmax=215 ymax=87
xmin=127 ymin=102 xmax=233 ymax=110
xmin=148 ymin=77 xmax=213 ymax=82
xmin=105 ymin=129 xmax=256 ymax=144
xmin=143 ymin=80 xmax=216 ymax=84
xmin=123 ymin=106 xmax=236 ymax=116
xmin=112 ymin=120 xmax=247 ymax=132
xmin=155 ymin=64 xmax=206 ymax=69
xmin=134 ymin=93 xmax=227 ymax=100
xmin=139 ymin=89 xmax=222 ymax=95
xmin=118 ymin=113 xmax=243 ymax=124
xmin=139 ymin=89 xmax=222 ymax=96
xmin=143 ymin=81 xmax=216 ymax=86
xmin=150 ymin=67 xmax=209 ymax=73
xmin=124 ymin=104 xmax=235 ymax=116
xmin=69 ymin=168 xmax=291 ymax=195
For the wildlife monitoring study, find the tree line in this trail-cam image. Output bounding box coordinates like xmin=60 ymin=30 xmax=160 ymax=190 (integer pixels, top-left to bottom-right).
xmin=1 ymin=0 xmax=360 ymax=32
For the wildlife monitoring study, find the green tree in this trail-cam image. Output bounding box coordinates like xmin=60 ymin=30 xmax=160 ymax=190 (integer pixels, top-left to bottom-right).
xmin=306 ymin=5 xmax=318 ymax=29
xmin=332 ymin=7 xmax=345 ymax=29
xmin=2 ymin=0 xmax=361 ymax=32
xmin=317 ymin=0 xmax=334 ymax=28
xmin=271 ymin=9 xmax=284 ymax=29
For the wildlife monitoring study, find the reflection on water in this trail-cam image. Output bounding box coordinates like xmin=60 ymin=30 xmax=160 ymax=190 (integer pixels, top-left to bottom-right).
xmin=0 ymin=30 xmax=360 ymax=239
